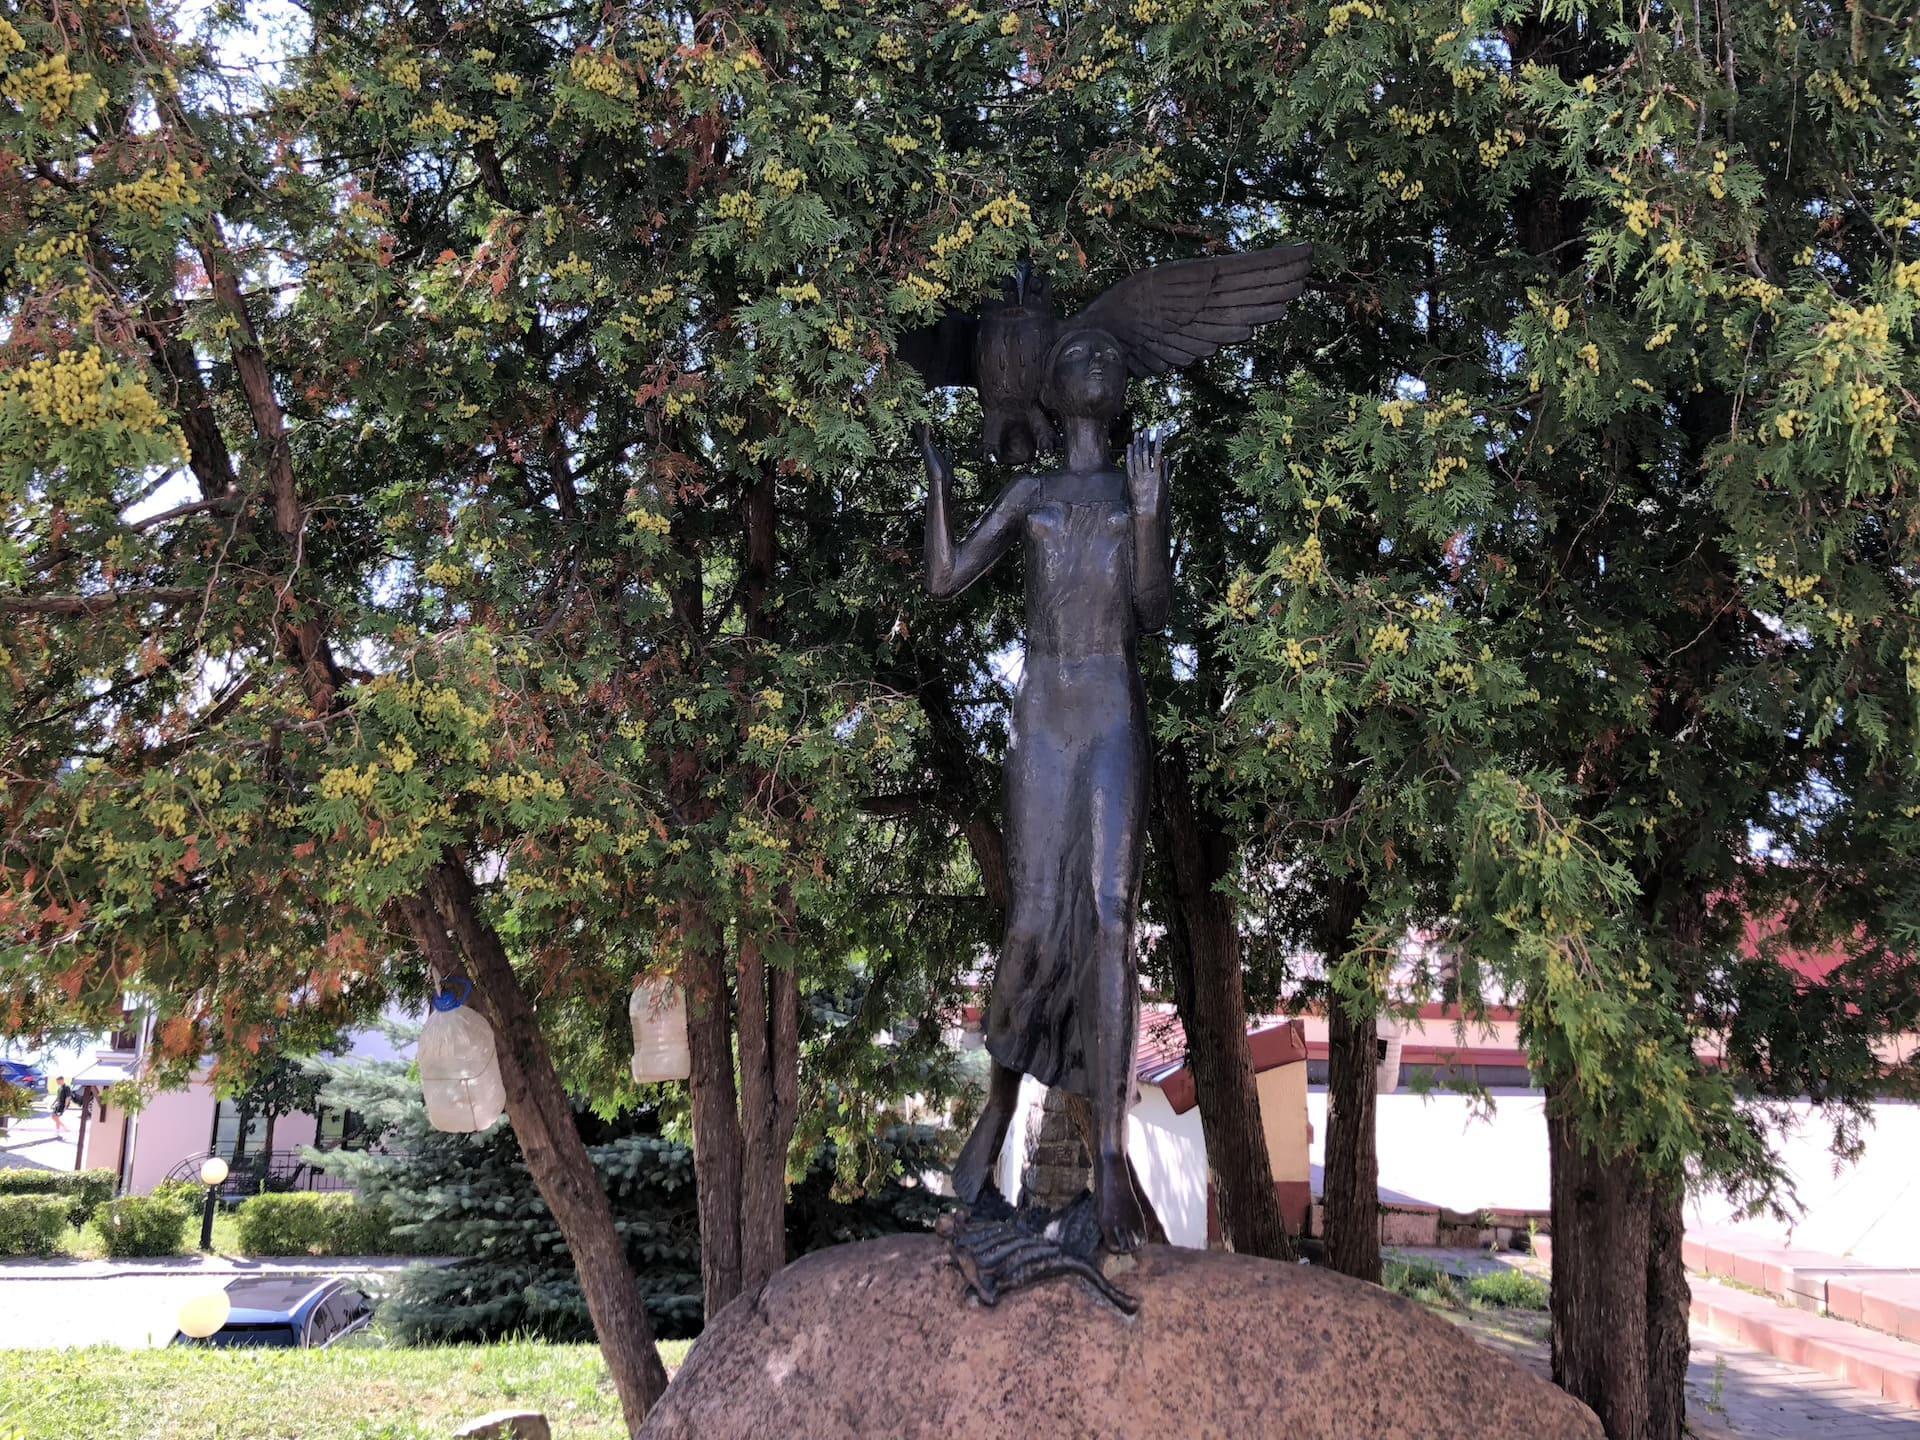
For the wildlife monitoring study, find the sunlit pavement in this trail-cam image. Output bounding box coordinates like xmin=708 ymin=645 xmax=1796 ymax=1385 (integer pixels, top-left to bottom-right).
xmin=0 ymin=1258 xmax=446 ymax=1349
xmin=0 ymin=1108 xmax=80 ymax=1175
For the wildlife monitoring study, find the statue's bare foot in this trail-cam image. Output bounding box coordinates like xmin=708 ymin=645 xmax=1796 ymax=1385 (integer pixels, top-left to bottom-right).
xmin=1094 ymin=1154 xmax=1146 ymax=1254
xmin=952 ymin=1107 xmax=1006 ymax=1205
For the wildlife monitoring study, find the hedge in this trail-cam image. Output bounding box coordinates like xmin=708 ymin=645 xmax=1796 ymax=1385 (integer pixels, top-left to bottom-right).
xmin=0 ymin=1195 xmax=73 ymax=1257
xmin=0 ymin=1168 xmax=117 ymax=1226
xmin=235 ymin=1192 xmax=399 ymax=1257
xmin=92 ymin=1196 xmax=191 ymax=1258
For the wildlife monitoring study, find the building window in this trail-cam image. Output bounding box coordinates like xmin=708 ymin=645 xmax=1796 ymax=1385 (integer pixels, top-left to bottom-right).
xmin=314 ymin=1105 xmax=369 ymax=1152
xmin=210 ymin=1099 xmax=271 ymax=1161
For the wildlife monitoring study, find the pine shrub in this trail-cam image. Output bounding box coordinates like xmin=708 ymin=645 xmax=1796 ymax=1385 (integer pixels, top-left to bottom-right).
xmin=92 ymin=1196 xmax=191 ymax=1258
xmin=0 ymin=1168 xmax=117 ymax=1226
xmin=312 ymin=1058 xmax=705 ymax=1343
xmin=235 ymin=1193 xmax=400 ymax=1256
xmin=0 ymin=1196 xmax=72 ymax=1257
xmin=311 ymin=1055 xmax=943 ymax=1340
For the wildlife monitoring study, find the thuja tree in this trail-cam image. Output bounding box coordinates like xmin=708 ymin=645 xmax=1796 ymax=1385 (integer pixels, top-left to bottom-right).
xmin=1 ymin=3 xmax=687 ymax=1420
xmin=0 ymin=0 xmax=1011 ymax=1420
xmin=1177 ymin=3 xmax=1920 ymax=1436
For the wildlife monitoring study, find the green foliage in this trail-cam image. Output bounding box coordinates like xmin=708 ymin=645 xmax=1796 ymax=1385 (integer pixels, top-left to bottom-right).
xmin=0 ymin=1195 xmax=73 ymax=1257
xmin=785 ymin=1125 xmax=948 ymax=1253
xmin=0 ymin=0 xmax=988 ymax=1183
xmin=150 ymin=1178 xmax=203 ymax=1211
xmin=91 ymin=1195 xmax=191 ymax=1258
xmin=308 ymin=1054 xmax=939 ymax=1337
xmin=0 ymin=1168 xmax=118 ymax=1226
xmin=310 ymin=1058 xmax=704 ymax=1342
xmin=1177 ymin=0 xmax=1920 ymax=1202
xmin=234 ymin=1193 xmax=400 ymax=1257
xmin=1383 ymin=1258 xmax=1548 ymax=1312
xmin=1469 ymin=1267 xmax=1551 ymax=1311
xmin=0 ymin=1081 xmax=30 ymax=1125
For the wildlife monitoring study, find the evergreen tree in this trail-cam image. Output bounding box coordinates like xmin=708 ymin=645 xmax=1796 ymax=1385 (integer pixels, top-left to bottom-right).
xmin=310 ymin=1051 xmax=942 ymax=1340
xmin=312 ymin=1057 xmax=706 ymax=1342
xmin=1157 ymin=4 xmax=1920 ymax=1433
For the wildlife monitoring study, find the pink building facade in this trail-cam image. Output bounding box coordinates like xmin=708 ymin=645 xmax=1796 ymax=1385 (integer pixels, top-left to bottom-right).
xmin=76 ymin=1014 xmax=413 ymax=1195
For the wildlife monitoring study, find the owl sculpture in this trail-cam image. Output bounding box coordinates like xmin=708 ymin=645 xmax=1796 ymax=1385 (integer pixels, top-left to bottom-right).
xmin=896 ymin=243 xmax=1314 ymax=464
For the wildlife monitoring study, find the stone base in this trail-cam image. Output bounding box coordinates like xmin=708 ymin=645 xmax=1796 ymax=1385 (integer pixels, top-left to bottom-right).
xmin=638 ymin=1235 xmax=1601 ymax=1440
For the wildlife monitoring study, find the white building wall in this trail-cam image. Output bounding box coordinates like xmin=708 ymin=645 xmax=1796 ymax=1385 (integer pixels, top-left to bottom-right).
xmin=991 ymin=1077 xmax=1210 ymax=1248
xmin=1126 ymin=1084 xmax=1209 ymax=1249
xmin=993 ymin=1074 xmax=1050 ymax=1201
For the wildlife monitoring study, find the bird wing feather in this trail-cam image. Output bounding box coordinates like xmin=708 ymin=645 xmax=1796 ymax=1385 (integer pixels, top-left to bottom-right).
xmin=1072 ymin=243 xmax=1313 ymax=377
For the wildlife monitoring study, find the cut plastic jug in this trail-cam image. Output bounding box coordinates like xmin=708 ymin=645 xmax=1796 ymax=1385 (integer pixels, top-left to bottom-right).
xmin=420 ymin=978 xmax=506 ymax=1132
xmin=630 ymin=976 xmax=690 ymax=1083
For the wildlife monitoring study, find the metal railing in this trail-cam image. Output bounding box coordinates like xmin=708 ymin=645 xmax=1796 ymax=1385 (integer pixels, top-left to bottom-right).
xmin=161 ymin=1148 xmax=353 ymax=1198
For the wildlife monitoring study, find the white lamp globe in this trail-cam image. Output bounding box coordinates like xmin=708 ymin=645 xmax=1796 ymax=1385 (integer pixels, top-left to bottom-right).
xmin=198 ymin=1156 xmax=229 ymax=1187
xmin=177 ymin=1289 xmax=231 ymax=1340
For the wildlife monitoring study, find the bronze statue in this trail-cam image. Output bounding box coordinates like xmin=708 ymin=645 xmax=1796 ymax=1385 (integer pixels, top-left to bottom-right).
xmin=909 ymin=244 xmax=1312 ymax=1258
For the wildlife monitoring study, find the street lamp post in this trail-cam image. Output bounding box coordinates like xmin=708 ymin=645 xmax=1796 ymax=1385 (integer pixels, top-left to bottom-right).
xmin=198 ymin=1155 xmax=229 ymax=1252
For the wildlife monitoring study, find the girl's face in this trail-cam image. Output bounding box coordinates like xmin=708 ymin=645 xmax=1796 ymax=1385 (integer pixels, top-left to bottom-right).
xmin=1046 ymin=330 xmax=1127 ymax=419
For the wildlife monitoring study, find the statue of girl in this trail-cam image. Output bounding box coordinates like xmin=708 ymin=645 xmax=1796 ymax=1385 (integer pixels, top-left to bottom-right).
xmin=917 ymin=325 xmax=1168 ymax=1254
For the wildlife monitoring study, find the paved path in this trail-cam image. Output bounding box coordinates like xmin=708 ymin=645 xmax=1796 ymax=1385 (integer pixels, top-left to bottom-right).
xmin=1449 ymin=1303 xmax=1920 ymax=1436
xmin=0 ymin=1257 xmax=448 ymax=1349
xmin=0 ymin=1109 xmax=79 ymax=1174
xmin=1687 ymin=1328 xmax=1920 ymax=1437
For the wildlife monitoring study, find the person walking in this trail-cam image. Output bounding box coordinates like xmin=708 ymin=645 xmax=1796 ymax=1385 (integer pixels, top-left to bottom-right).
xmin=50 ymin=1076 xmax=73 ymax=1136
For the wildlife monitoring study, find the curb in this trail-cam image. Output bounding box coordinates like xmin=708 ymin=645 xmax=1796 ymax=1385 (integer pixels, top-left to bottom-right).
xmin=0 ymin=1256 xmax=455 ymax=1281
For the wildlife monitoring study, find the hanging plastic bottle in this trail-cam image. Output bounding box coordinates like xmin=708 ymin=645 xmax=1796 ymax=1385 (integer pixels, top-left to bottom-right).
xmin=419 ymin=978 xmax=506 ymax=1133
xmin=629 ymin=976 xmax=690 ymax=1083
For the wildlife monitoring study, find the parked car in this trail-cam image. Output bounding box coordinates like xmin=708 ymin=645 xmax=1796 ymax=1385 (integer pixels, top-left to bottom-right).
xmin=171 ymin=1276 xmax=376 ymax=1349
xmin=0 ymin=1060 xmax=47 ymax=1096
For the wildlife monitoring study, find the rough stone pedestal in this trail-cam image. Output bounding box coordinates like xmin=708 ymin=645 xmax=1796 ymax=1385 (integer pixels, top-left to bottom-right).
xmin=638 ymin=1234 xmax=1602 ymax=1440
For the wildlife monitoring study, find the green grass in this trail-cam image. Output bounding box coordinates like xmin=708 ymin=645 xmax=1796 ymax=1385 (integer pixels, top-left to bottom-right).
xmin=1383 ymin=1258 xmax=1549 ymax=1313
xmin=1467 ymin=1265 xmax=1550 ymax=1310
xmin=0 ymin=1338 xmax=694 ymax=1440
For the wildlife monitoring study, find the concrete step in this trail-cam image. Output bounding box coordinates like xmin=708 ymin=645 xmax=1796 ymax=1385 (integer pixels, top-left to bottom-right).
xmin=1829 ymin=1274 xmax=1920 ymax=1346
xmin=1690 ymin=1277 xmax=1920 ymax=1409
xmin=1684 ymin=1226 xmax=1920 ymax=1342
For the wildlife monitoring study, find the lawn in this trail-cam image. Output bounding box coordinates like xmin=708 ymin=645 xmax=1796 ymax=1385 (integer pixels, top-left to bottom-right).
xmin=0 ymin=1338 xmax=693 ymax=1440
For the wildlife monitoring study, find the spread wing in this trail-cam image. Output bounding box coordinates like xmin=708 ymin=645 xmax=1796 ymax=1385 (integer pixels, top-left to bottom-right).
xmin=894 ymin=307 xmax=979 ymax=390
xmin=1072 ymin=242 xmax=1313 ymax=377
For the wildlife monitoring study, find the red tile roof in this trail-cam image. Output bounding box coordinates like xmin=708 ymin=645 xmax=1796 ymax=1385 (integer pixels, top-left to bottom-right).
xmin=1137 ymin=1011 xmax=1308 ymax=1115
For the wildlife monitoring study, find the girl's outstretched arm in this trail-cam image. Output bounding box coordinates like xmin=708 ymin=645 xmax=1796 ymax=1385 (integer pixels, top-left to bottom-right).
xmin=922 ymin=423 xmax=1033 ymax=599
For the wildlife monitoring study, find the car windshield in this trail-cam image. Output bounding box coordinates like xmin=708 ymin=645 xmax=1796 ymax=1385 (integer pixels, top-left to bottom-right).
xmin=204 ymin=1324 xmax=298 ymax=1348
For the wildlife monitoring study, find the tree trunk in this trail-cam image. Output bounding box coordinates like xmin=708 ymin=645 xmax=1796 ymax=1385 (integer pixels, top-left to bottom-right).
xmin=683 ymin=464 xmax=802 ymax=1315
xmin=736 ymin=927 xmax=799 ymax=1292
xmin=1321 ymin=875 xmax=1380 ymax=1283
xmin=414 ymin=866 xmax=670 ymax=1434
xmin=1324 ymin=999 xmax=1381 ymax=1282
xmin=732 ymin=465 xmax=802 ymax=1295
xmin=685 ymin=932 xmax=745 ymax=1317
xmin=1547 ymin=1086 xmax=1652 ymax=1439
xmin=1646 ymin=1174 xmax=1691 ymax=1440
xmin=1154 ymin=745 xmax=1291 ymax=1260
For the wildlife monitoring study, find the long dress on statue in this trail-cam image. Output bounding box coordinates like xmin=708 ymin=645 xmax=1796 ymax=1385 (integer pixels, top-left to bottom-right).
xmin=986 ymin=486 xmax=1147 ymax=1094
